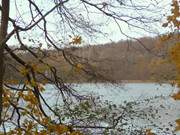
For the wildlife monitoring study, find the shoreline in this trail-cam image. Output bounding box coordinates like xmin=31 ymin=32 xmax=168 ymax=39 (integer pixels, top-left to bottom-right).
xmin=5 ymin=80 xmax=176 ymax=85
xmin=120 ymin=80 xmax=176 ymax=83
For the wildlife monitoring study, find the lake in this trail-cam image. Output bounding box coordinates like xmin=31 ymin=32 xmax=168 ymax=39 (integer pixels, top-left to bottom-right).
xmin=4 ymin=83 xmax=180 ymax=134
xmin=42 ymin=83 xmax=180 ymax=135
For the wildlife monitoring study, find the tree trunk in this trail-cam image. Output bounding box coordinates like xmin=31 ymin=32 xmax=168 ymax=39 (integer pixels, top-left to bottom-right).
xmin=0 ymin=0 xmax=10 ymax=125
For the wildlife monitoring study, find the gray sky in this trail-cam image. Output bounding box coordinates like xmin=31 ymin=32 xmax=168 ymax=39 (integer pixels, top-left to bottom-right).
xmin=5 ymin=0 xmax=172 ymax=48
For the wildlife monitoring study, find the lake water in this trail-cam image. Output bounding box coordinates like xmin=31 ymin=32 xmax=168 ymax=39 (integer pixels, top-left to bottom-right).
xmin=4 ymin=83 xmax=180 ymax=134
xmin=42 ymin=83 xmax=180 ymax=135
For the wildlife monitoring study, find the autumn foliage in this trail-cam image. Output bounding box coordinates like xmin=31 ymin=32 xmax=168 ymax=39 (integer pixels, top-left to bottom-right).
xmin=162 ymin=0 xmax=180 ymax=132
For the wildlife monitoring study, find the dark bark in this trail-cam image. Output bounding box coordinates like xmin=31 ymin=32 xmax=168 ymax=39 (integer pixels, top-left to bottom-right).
xmin=0 ymin=0 xmax=10 ymax=125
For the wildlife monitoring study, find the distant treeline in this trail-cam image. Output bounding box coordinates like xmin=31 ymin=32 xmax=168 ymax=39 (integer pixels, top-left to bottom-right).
xmin=4 ymin=36 xmax=177 ymax=83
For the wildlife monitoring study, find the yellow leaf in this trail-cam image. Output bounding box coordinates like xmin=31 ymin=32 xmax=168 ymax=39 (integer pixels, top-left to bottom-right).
xmin=18 ymin=91 xmax=24 ymax=97
xmin=76 ymin=63 xmax=83 ymax=69
xmin=38 ymin=130 xmax=48 ymax=135
xmin=41 ymin=117 xmax=49 ymax=125
xmin=175 ymin=119 xmax=180 ymax=131
xmin=160 ymin=34 xmax=171 ymax=41
xmin=145 ymin=129 xmax=155 ymax=135
xmin=70 ymin=36 xmax=82 ymax=45
xmin=56 ymin=125 xmax=69 ymax=134
xmin=74 ymin=63 xmax=84 ymax=73
xmin=172 ymin=91 xmax=180 ymax=100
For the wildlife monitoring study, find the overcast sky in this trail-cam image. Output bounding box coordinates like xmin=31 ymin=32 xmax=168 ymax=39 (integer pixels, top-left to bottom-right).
xmin=5 ymin=0 xmax=172 ymax=48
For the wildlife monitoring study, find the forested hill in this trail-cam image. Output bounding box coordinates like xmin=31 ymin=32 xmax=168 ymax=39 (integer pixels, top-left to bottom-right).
xmin=4 ymin=36 xmax=177 ymax=82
